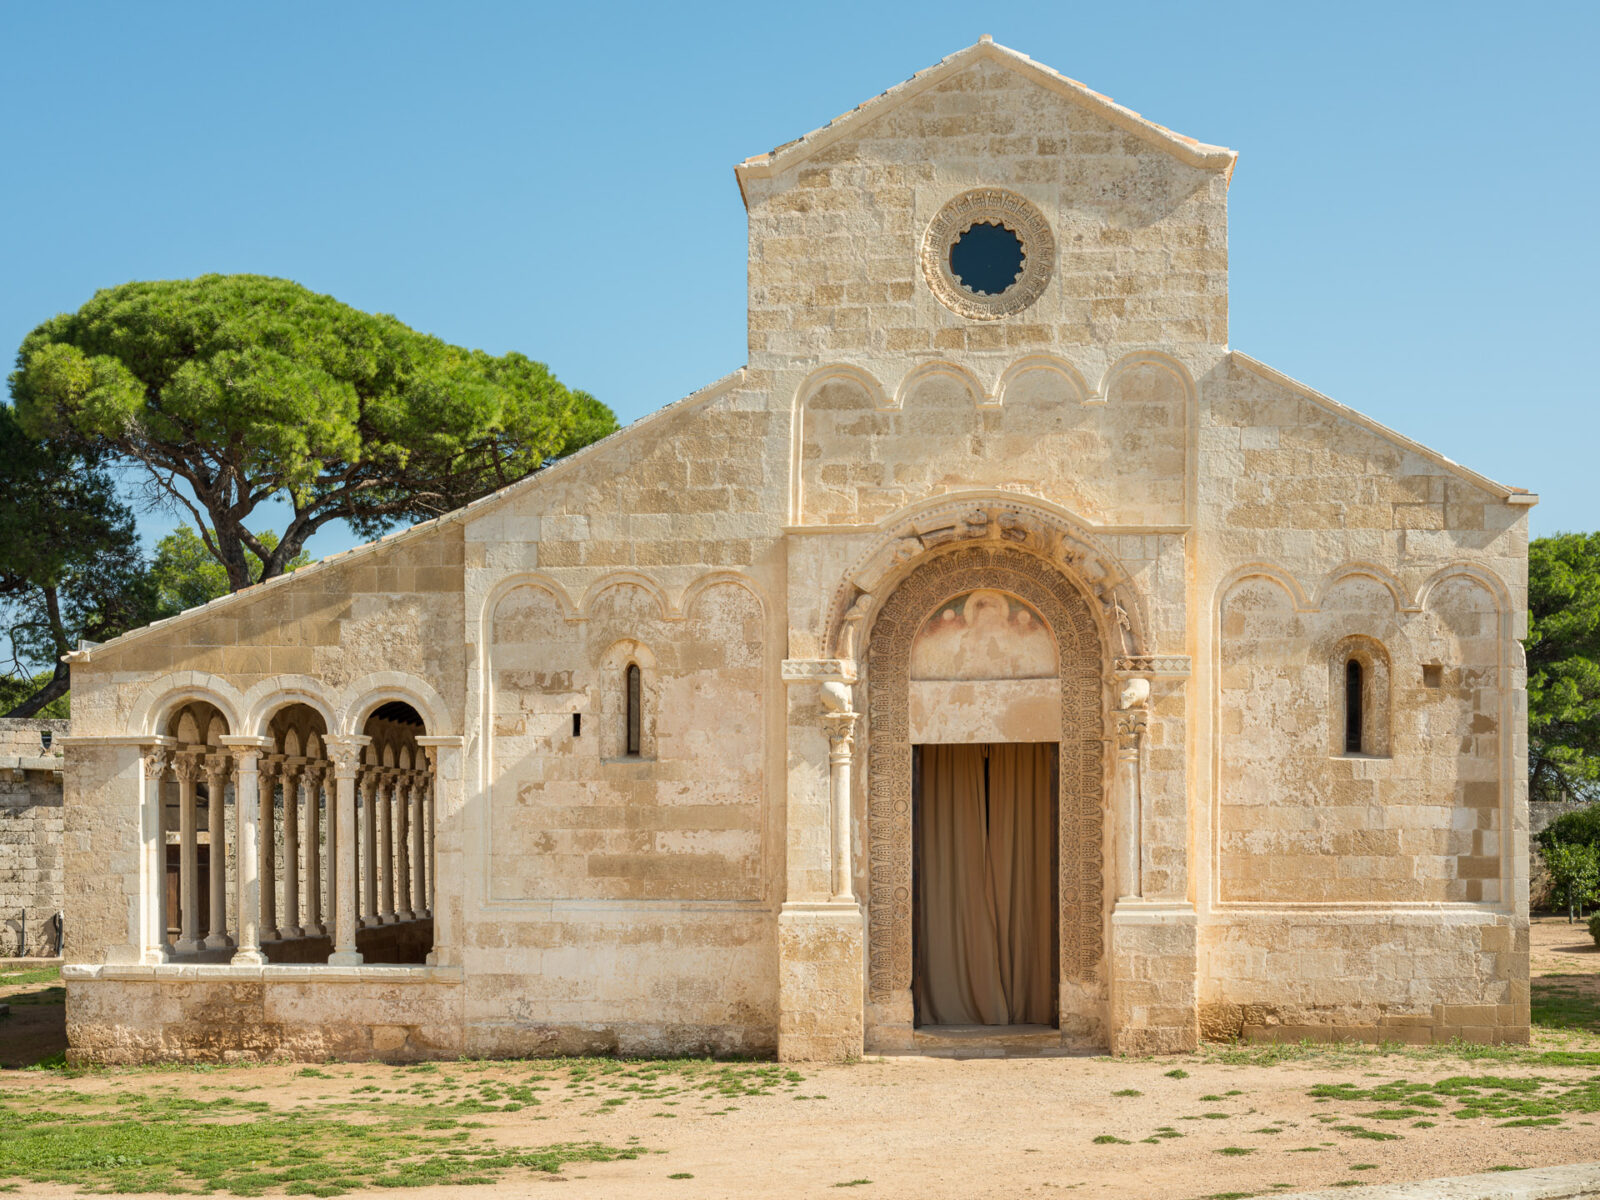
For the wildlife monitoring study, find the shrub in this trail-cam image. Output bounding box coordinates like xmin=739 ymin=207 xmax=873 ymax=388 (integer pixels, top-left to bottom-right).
xmin=1538 ymin=803 xmax=1600 ymax=854
xmin=1589 ymin=912 xmax=1600 ymax=948
xmin=1545 ymin=842 xmax=1600 ymax=919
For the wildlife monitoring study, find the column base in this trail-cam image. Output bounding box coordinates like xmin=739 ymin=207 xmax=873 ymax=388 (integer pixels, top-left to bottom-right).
xmin=279 ymin=925 xmax=304 ymax=940
xmin=328 ymin=949 xmax=363 ymax=966
xmin=396 ymin=909 xmax=415 ymax=923
xmin=174 ymin=937 xmax=203 ymax=956
xmin=304 ymin=923 xmax=327 ymax=938
xmin=230 ymin=948 xmax=268 ymax=966
xmin=203 ymin=933 xmax=234 ymax=951
xmin=1108 ymin=900 xmax=1199 ymax=1055
xmin=777 ymin=901 xmax=864 ymax=1062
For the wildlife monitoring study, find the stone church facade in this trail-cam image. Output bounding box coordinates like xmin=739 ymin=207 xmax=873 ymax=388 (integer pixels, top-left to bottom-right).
xmin=59 ymin=39 xmax=1533 ymax=1062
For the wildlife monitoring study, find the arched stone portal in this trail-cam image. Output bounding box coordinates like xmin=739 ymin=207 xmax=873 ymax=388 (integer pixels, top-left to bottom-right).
xmin=863 ymin=544 xmax=1108 ymax=1046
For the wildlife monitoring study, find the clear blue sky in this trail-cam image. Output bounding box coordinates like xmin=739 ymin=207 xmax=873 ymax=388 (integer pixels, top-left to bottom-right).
xmin=3 ymin=2 xmax=1596 ymax=555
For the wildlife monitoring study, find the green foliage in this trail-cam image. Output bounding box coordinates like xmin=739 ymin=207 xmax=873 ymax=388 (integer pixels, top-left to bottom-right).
xmin=1591 ymin=913 xmax=1600 ymax=948
xmin=1543 ymin=842 xmax=1600 ymax=917
xmin=10 ymin=275 xmax=617 ymax=591
xmin=1538 ymin=803 xmax=1600 ymax=854
xmin=0 ymin=405 xmax=159 ymax=716
xmin=149 ymin=525 xmax=310 ymax=615
xmin=1528 ymin=534 xmax=1600 ymax=805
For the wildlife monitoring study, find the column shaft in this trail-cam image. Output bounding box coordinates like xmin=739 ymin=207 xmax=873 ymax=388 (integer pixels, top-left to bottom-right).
xmin=175 ymin=758 xmax=202 ymax=954
xmin=396 ymin=775 xmax=414 ymax=922
xmin=328 ymin=739 xmax=366 ymax=966
xmin=361 ymin=775 xmax=379 ymax=927
xmin=1114 ymin=710 xmax=1146 ymax=902
xmin=304 ymin=769 xmax=324 ymax=936
xmin=412 ymin=773 xmax=427 ymax=919
xmin=204 ymin=761 xmax=231 ymax=949
xmin=259 ymin=766 xmax=278 ymax=940
xmin=378 ymin=775 xmax=396 ymax=923
xmin=822 ymin=713 xmax=858 ymax=904
xmin=141 ymin=748 xmax=172 ymax=963
xmin=282 ymin=768 xmax=302 ymax=937
xmin=230 ymin=748 xmax=267 ymax=965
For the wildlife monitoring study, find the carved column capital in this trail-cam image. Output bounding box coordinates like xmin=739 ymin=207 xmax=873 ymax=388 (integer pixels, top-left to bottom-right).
xmin=172 ymin=754 xmax=205 ymax=784
xmin=821 ymin=711 xmax=859 ymax=758
xmin=142 ymin=746 xmax=173 ymax=780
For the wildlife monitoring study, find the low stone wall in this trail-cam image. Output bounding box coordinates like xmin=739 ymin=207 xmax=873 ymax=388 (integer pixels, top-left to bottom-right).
xmin=64 ymin=964 xmax=464 ymax=1063
xmin=0 ymin=718 xmax=68 ymax=956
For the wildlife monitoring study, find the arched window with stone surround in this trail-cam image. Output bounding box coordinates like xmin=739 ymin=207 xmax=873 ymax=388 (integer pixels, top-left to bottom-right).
xmin=1331 ymin=636 xmax=1391 ymax=758
xmin=625 ymin=663 xmax=643 ymax=757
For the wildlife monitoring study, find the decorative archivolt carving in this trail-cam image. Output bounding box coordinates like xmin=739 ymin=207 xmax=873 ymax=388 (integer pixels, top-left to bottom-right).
xmin=829 ymin=499 xmax=1149 ymax=663
xmin=865 ymin=545 xmax=1106 ymax=1004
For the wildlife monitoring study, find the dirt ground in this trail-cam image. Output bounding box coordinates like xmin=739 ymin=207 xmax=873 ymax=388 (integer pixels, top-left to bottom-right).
xmin=1 ymin=918 xmax=1597 ymax=1200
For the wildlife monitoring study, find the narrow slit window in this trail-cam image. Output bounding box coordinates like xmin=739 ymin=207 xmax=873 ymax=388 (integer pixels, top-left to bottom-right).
xmin=626 ymin=664 xmax=642 ymax=757
xmin=1344 ymin=659 xmax=1363 ymax=754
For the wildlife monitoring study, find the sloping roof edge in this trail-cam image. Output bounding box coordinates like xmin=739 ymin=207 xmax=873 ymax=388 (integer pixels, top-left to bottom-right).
xmin=1231 ymin=352 xmax=1533 ymax=504
xmin=68 ymin=368 xmax=748 ymax=665
xmin=735 ymin=37 xmax=1237 ymax=207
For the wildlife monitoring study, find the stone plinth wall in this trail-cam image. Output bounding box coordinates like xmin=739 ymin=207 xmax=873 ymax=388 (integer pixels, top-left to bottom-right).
xmin=64 ymin=965 xmax=464 ymax=1063
xmin=1199 ymin=911 xmax=1530 ymax=1045
xmin=0 ymin=718 xmax=68 ymax=956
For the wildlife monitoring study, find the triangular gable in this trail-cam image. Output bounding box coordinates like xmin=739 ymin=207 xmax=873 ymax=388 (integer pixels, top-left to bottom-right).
xmin=734 ymin=37 xmax=1237 ymax=206
xmin=69 ymin=368 xmax=747 ymax=663
xmin=1231 ymin=352 xmax=1534 ymax=505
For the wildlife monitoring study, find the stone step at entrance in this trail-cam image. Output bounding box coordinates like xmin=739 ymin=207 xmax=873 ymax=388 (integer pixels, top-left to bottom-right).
xmin=891 ymin=1023 xmax=1089 ymax=1059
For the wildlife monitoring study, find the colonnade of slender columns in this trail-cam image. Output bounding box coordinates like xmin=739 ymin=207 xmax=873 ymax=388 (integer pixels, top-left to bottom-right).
xmin=351 ymin=765 xmax=433 ymax=928
xmin=143 ymin=739 xmax=435 ymax=962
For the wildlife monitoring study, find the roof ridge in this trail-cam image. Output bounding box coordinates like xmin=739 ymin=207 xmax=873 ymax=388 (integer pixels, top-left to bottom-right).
xmin=1229 ymin=352 xmax=1533 ymax=504
xmin=735 ymin=39 xmax=1236 ymax=205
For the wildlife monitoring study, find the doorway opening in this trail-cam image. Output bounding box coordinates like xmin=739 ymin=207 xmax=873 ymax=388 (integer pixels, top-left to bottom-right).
xmin=912 ymin=742 xmax=1059 ymax=1028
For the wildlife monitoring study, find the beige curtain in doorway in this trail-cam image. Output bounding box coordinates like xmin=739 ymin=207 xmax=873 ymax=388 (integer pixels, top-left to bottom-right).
xmin=914 ymin=743 xmax=1057 ymax=1026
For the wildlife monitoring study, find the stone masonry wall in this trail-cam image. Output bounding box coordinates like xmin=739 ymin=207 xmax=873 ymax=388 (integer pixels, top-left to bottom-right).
xmin=0 ymin=718 xmax=68 ymax=956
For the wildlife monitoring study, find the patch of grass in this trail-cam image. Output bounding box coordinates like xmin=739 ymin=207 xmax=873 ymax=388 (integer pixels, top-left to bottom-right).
xmin=1349 ymin=1164 xmax=1377 ymax=1171
xmin=833 ymin=1182 xmax=872 ymax=1189
xmin=1165 ymin=1069 xmax=1189 ymax=1079
xmin=668 ymin=1173 xmax=694 ymax=1180
xmin=1532 ymin=980 xmax=1600 ymax=1034
xmin=1311 ymin=1074 xmax=1600 ymax=1124
xmin=0 ymin=966 xmax=62 ymax=988
xmin=0 ymin=1086 xmax=645 ymax=1197
xmin=1200 ymin=1112 xmax=1231 ymax=1120
xmin=1216 ymin=1147 xmax=1253 ymax=1156
xmin=1331 ymin=1124 xmax=1401 ymax=1141
xmin=1489 ymin=1165 xmax=1525 ymax=1172
xmin=1092 ymin=1135 xmax=1131 ymax=1145
xmin=1112 ymin=1088 xmax=1142 ymax=1097
xmin=1202 ymin=1192 xmax=1256 ymax=1200
xmin=1199 ymin=1094 xmax=1225 ymax=1102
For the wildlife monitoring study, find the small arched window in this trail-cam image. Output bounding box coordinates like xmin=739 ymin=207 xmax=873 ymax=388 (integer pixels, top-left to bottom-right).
xmin=1344 ymin=658 xmax=1364 ymax=754
xmin=625 ymin=664 xmax=642 ymax=757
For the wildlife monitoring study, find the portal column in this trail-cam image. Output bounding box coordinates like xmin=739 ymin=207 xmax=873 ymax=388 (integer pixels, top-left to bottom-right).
xmin=777 ymin=661 xmax=865 ymax=1063
xmin=203 ymin=754 xmax=232 ymax=949
xmin=174 ymin=754 xmax=203 ymax=955
xmin=1114 ymin=679 xmax=1149 ymax=902
xmin=280 ymin=762 xmax=303 ymax=938
xmin=221 ymin=738 xmax=270 ymax=966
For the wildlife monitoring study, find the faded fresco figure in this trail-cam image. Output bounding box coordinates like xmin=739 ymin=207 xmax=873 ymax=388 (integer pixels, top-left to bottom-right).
xmin=909 ymin=590 xmax=1058 ymax=681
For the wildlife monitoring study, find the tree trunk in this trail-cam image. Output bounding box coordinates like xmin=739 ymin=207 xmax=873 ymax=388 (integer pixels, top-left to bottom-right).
xmin=4 ymin=661 xmax=69 ymax=718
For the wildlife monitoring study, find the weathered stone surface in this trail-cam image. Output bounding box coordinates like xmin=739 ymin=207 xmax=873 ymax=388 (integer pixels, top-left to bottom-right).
xmin=58 ymin=39 xmax=1530 ymax=1062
